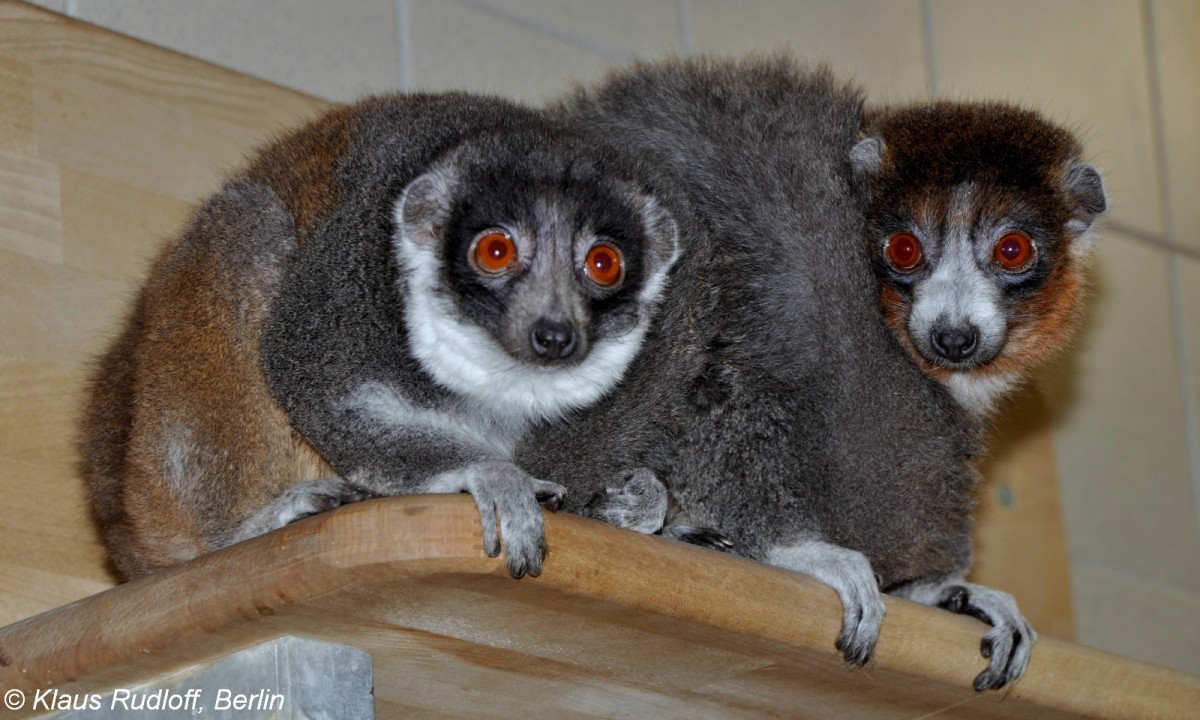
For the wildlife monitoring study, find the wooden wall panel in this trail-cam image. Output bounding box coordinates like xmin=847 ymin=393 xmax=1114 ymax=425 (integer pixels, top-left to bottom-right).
xmin=0 ymin=0 xmax=329 ymax=627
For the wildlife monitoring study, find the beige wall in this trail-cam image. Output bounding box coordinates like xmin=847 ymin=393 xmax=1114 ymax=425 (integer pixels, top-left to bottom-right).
xmin=21 ymin=0 xmax=1200 ymax=674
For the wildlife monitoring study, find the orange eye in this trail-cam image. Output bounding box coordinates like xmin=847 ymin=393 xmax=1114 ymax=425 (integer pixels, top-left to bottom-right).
xmin=886 ymin=232 xmax=924 ymax=272
xmin=994 ymin=232 xmax=1034 ymax=271
xmin=585 ymin=244 xmax=624 ymax=287
xmin=471 ymin=231 xmax=517 ymax=274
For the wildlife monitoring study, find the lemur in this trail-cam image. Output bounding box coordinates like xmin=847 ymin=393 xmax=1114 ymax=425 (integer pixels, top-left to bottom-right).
xmin=852 ymin=101 xmax=1106 ymax=417
xmin=521 ymin=56 xmax=1104 ymax=691
xmin=78 ymin=93 xmax=682 ymax=580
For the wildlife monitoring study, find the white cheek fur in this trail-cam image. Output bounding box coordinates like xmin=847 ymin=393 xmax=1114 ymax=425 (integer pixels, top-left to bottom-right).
xmin=393 ymin=202 xmax=672 ymax=429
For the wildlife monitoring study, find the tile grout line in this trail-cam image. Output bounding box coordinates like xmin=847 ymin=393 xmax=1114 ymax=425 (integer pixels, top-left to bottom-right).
xmin=395 ymin=0 xmax=413 ymax=91
xmin=451 ymin=0 xmax=629 ymax=61
xmin=1140 ymin=0 xmax=1200 ymax=534
xmin=920 ymin=0 xmax=938 ymax=99
xmin=1104 ymin=220 xmax=1200 ymax=262
xmin=678 ymin=0 xmax=694 ymax=55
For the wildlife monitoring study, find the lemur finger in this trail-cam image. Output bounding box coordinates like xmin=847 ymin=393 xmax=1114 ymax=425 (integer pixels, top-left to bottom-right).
xmin=472 ymin=497 xmax=502 ymax=560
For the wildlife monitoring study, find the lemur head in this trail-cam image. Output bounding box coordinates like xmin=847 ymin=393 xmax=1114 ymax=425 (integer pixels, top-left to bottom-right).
xmin=395 ymin=126 xmax=679 ymax=423
xmin=851 ymin=102 xmax=1107 ymax=416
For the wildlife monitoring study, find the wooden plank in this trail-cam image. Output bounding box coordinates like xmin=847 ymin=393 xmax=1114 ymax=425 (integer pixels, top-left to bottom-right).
xmin=1 ymin=496 xmax=1196 ymax=719
xmin=0 ymin=148 xmax=61 ymax=264
xmin=972 ymin=386 xmax=1076 ymax=640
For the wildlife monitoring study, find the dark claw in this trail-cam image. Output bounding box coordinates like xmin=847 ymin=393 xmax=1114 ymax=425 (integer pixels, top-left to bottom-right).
xmin=677 ymin=527 xmax=734 ymax=552
xmin=539 ymin=493 xmax=564 ymax=512
xmin=981 ymin=637 xmax=993 ymax=659
xmin=835 ymin=634 xmax=873 ymax=667
xmin=973 ymin=672 xmax=993 ymax=692
xmin=938 ymin=586 xmax=971 ymax=614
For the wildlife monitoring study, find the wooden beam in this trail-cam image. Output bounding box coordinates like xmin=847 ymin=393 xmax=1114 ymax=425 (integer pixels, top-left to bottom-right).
xmin=2 ymin=496 xmax=1195 ymax=719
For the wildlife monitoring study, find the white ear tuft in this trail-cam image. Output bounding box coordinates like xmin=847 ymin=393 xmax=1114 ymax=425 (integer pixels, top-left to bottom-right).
xmin=395 ymin=168 xmax=457 ymax=248
xmin=1063 ymin=163 xmax=1106 ymax=262
xmin=850 ymin=136 xmax=886 ymax=176
xmin=640 ymin=195 xmax=680 ymax=275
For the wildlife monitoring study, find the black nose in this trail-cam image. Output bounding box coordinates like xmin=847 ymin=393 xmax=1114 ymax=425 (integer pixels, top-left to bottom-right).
xmin=530 ymin=320 xmax=578 ymax=360
xmin=931 ymin=325 xmax=979 ymax=362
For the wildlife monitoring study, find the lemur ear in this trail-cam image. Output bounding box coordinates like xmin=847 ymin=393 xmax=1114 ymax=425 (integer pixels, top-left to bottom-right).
xmin=1064 ymin=163 xmax=1107 ymax=233
xmin=849 ymin=135 xmax=886 ymax=177
xmin=639 ymin=196 xmax=680 ymax=276
xmin=395 ymin=168 xmax=456 ymax=247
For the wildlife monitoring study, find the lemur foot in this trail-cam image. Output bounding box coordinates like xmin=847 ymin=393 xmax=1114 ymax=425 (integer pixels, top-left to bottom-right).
xmin=765 ymin=539 xmax=886 ymax=666
xmin=893 ymin=579 xmax=1036 ymax=690
xmin=581 ymin=468 xmax=669 ymax=534
xmin=941 ymin=584 xmax=1036 ymax=690
xmin=660 ymin=524 xmax=735 ymax=552
xmin=229 ymin=478 xmax=376 ymax=545
xmin=426 ymin=461 xmax=566 ymax=580
xmin=581 ymin=469 xmax=733 ymax=551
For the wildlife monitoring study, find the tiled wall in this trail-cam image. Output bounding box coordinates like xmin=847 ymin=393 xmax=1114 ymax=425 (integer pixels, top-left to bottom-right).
xmin=26 ymin=0 xmax=1200 ymax=674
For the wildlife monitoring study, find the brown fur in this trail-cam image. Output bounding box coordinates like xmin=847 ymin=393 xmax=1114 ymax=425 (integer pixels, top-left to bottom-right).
xmin=863 ymin=101 xmax=1103 ymax=403
xmin=79 ymin=106 xmax=355 ymax=579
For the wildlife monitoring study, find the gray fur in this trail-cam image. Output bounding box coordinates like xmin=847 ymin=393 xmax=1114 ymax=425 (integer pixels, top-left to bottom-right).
xmin=580 ymin=468 xmax=670 ymax=535
xmin=519 ymin=56 xmax=1005 ymax=682
xmin=224 ymin=478 xmax=373 ymax=547
xmin=259 ymin=96 xmax=681 ymax=578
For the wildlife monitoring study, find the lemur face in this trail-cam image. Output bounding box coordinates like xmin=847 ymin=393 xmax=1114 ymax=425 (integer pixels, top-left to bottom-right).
xmin=395 ymin=129 xmax=678 ymax=421
xmin=851 ymin=102 xmax=1106 ymax=414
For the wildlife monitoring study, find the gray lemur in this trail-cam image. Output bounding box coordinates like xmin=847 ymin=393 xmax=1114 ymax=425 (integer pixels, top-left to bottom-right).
xmin=520 ymin=56 xmax=1103 ymax=691
xmin=78 ymin=93 xmax=680 ymax=580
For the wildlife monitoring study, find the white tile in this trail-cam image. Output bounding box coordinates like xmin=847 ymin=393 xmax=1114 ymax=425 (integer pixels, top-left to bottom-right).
xmin=931 ymin=0 xmax=1164 ymax=238
xmin=1152 ymin=0 xmax=1200 ymax=253
xmin=1072 ymin=562 xmax=1200 ymax=675
xmin=475 ymin=0 xmax=682 ymax=57
xmin=71 ymin=0 xmax=401 ymax=102
xmin=409 ymin=0 xmax=619 ymax=102
xmin=1039 ymin=231 xmax=1200 ymax=593
xmin=689 ymin=0 xmax=929 ymax=103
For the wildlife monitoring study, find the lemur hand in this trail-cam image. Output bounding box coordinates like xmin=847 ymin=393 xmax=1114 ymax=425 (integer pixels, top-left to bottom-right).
xmin=428 ymin=461 xmax=566 ymax=579
xmin=765 ymin=538 xmax=887 ymax=665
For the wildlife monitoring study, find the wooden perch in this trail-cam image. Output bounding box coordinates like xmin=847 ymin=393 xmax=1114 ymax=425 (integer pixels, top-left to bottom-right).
xmin=1 ymin=495 xmax=1195 ymax=719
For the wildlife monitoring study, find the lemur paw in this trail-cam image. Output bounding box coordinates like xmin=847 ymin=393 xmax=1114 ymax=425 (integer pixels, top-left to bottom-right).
xmin=581 ymin=468 xmax=669 ymax=534
xmin=660 ymin=524 xmax=735 ymax=552
xmin=765 ymin=539 xmax=886 ymax=666
xmin=432 ymin=462 xmax=565 ymax=579
xmin=937 ymin=584 xmax=1037 ymax=691
xmin=230 ymin=478 xmax=375 ymax=544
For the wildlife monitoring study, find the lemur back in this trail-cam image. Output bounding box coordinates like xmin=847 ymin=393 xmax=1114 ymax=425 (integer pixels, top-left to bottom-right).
xmin=79 ymin=94 xmax=680 ymax=580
